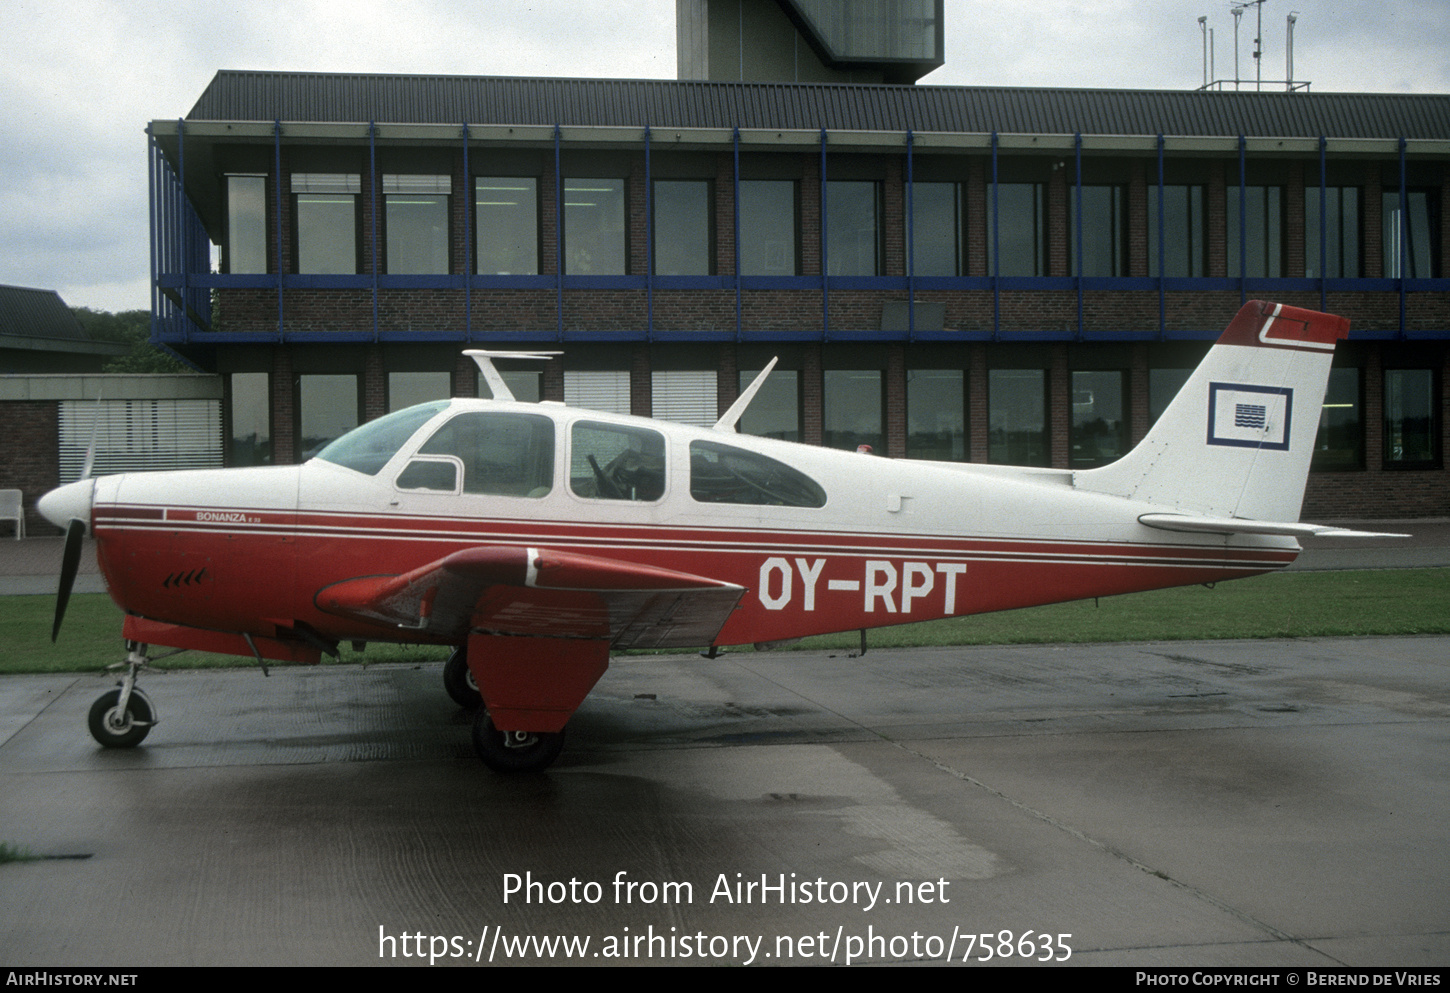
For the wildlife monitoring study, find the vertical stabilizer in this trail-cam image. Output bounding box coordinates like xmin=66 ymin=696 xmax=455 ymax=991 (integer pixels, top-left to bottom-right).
xmin=1076 ymin=301 xmax=1348 ymax=522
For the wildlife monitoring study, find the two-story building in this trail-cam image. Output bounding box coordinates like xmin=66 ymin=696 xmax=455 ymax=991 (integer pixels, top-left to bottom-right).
xmin=145 ymin=19 xmax=1449 ymax=519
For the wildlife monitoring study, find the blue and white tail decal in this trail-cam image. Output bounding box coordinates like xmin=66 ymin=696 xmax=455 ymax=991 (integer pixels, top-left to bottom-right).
xmin=1208 ymin=383 xmax=1292 ymax=451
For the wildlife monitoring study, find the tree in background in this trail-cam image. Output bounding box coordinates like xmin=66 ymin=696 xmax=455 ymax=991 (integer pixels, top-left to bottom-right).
xmin=71 ymin=308 xmax=189 ymax=373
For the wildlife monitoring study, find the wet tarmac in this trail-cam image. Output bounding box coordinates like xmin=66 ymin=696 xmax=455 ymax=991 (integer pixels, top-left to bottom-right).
xmin=1 ymin=636 xmax=1447 ymax=966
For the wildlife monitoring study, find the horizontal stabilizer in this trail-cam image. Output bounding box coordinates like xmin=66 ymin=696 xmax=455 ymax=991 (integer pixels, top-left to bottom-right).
xmin=1138 ymin=514 xmax=1409 ymax=539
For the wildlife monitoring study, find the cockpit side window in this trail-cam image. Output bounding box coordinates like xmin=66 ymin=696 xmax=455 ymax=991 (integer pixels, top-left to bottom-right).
xmin=315 ymin=400 xmax=450 ymax=475
xmin=409 ymin=411 xmax=555 ymax=497
xmin=689 ymin=440 xmax=827 ymax=508
xmin=569 ymin=421 xmax=666 ymax=502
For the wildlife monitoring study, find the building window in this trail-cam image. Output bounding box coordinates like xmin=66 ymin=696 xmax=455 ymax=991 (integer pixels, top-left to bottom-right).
xmin=228 ymin=372 xmax=271 ymax=466
xmin=564 ymin=369 xmax=630 ymax=414
xmin=1312 ymin=367 xmax=1362 ymax=470
xmin=1148 ymin=185 xmax=1205 ymax=277
xmin=1149 ymin=367 xmax=1194 ymax=425
xmin=987 ymin=183 xmax=1046 ymax=277
xmin=478 ymin=369 xmax=541 ymax=402
xmin=739 ymin=180 xmax=797 ymax=275
xmin=1069 ymin=370 xmax=1126 ymax=468
xmin=1227 ymin=185 xmax=1284 ymax=277
xmin=1305 ymin=187 xmax=1361 ymax=278
xmin=1382 ymin=189 xmax=1441 ymax=278
xmin=292 ymin=173 xmax=360 ymax=274
xmin=651 ymin=369 xmax=718 ymax=426
xmin=1070 ymin=185 xmax=1127 ymax=277
xmin=60 ymin=400 xmax=223 ymax=482
xmin=988 ymin=368 xmax=1047 ymax=465
xmin=826 ymin=181 xmax=881 ymax=276
xmin=652 ymin=180 xmax=712 ymax=275
xmin=1384 ymin=369 xmax=1438 ymax=467
xmin=564 ymin=178 xmax=625 ymax=275
xmin=388 ymin=371 xmax=451 ymax=412
xmin=298 ymin=374 xmax=359 ymax=459
xmin=823 ymin=369 xmax=883 ymax=452
xmin=384 ymin=175 xmax=449 ymax=274
xmin=226 ymin=175 xmax=267 ymax=274
xmin=910 ymin=182 xmax=961 ymax=277
xmin=476 ymin=178 xmax=538 ymax=275
xmin=738 ymin=368 xmax=800 ymax=441
xmin=906 ymin=368 xmax=964 ymax=461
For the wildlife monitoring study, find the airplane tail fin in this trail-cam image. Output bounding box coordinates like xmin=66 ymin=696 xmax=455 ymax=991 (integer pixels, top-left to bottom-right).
xmin=1076 ymin=301 xmax=1348 ymax=523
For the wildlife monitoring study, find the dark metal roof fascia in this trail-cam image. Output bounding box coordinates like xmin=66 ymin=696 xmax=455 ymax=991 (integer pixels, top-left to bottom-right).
xmin=183 ymin=72 xmax=1450 ymax=141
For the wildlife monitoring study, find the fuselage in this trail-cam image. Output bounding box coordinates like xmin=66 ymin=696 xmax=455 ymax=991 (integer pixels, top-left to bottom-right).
xmin=80 ymin=397 xmax=1299 ymax=651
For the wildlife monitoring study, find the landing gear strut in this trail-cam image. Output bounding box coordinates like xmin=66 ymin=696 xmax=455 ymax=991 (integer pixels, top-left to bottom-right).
xmin=88 ymin=642 xmax=157 ymax=748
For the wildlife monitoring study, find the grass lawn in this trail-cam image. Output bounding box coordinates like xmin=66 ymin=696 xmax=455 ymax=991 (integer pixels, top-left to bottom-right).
xmin=3 ymin=568 xmax=1446 ymax=675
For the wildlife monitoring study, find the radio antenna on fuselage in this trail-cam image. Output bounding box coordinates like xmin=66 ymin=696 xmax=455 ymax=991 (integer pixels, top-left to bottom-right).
xmin=464 ymin=350 xmax=560 ymax=402
xmin=713 ymin=357 xmax=778 ymax=433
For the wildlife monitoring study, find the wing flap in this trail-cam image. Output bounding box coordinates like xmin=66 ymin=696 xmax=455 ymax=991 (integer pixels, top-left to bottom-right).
xmin=317 ymin=545 xmax=745 ymax=647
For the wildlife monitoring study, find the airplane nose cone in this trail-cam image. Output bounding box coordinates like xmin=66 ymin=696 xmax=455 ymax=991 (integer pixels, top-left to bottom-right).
xmin=37 ymin=479 xmax=95 ymax=530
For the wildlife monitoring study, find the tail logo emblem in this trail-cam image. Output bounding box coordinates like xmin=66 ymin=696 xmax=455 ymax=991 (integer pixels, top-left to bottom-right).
xmin=1208 ymin=382 xmax=1292 ymax=450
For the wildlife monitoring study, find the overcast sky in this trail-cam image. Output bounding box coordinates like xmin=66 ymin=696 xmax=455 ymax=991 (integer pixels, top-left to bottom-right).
xmin=3 ymin=0 xmax=1447 ymax=315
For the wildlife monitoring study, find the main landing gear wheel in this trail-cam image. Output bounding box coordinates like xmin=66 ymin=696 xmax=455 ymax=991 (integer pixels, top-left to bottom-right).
xmin=87 ymin=688 xmax=155 ymax=748
xmin=443 ymin=647 xmax=481 ymax=709
xmin=472 ymin=711 xmax=565 ymax=773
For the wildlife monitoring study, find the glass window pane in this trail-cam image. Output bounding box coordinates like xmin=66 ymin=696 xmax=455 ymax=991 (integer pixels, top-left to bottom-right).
xmin=299 ymin=374 xmax=359 ymax=459
xmin=229 ymin=372 xmax=270 ymax=466
xmin=988 ymin=183 xmax=1045 ymax=277
xmin=653 ymin=181 xmax=711 ymax=275
xmin=739 ymin=181 xmax=797 ymax=276
xmin=564 ymin=370 xmax=630 ymax=414
xmin=738 ymin=369 xmax=800 ymax=441
xmin=385 ymin=175 xmax=449 ymax=274
xmin=1312 ymin=367 xmax=1362 ymax=470
xmin=910 ymin=182 xmax=960 ymax=277
xmin=988 ymin=368 xmax=1046 ymax=465
xmin=564 ymin=178 xmax=625 ymax=275
xmin=1384 ymin=369 xmax=1436 ymax=465
xmin=689 ymin=440 xmax=826 ymax=507
xmin=569 ymin=421 xmax=666 ymax=501
xmin=823 ymin=369 xmax=882 ymax=452
xmin=651 ymin=369 xmax=717 ymax=426
xmin=1070 ymin=185 xmax=1126 ymax=277
xmin=1382 ymin=190 xmax=1440 ymax=278
xmin=227 ymin=176 xmax=267 ymax=274
xmin=388 ymin=371 xmax=451 ymax=412
xmin=1305 ymin=187 xmax=1360 ymax=278
xmin=1069 ymin=370 xmax=1125 ymax=468
xmin=478 ymin=369 xmax=542 ymax=402
xmin=906 ymin=368 xmax=964 ymax=460
xmin=826 ymin=181 xmax=880 ymax=276
xmin=1227 ymin=185 xmax=1283 ymax=277
xmin=293 ymin=173 xmax=359 ymax=274
xmin=476 ymin=178 xmax=538 ymax=275
xmin=418 ymin=411 xmax=555 ymax=497
xmin=1149 ymin=368 xmax=1194 ymax=424
xmin=1148 ymin=185 xmax=1205 ymax=277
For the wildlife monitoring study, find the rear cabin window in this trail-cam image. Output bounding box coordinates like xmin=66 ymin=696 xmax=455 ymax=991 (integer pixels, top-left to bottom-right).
xmin=398 ymin=411 xmax=555 ymax=497
xmin=570 ymin=421 xmax=666 ymax=501
xmin=689 ymin=440 xmax=827 ymax=508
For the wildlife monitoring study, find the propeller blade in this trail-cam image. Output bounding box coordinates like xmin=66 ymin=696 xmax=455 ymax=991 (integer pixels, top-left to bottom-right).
xmin=52 ymin=518 xmax=86 ymax=642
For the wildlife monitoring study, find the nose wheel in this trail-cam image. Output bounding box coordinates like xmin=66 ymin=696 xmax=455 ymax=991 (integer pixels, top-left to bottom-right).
xmin=88 ymin=643 xmax=158 ymax=748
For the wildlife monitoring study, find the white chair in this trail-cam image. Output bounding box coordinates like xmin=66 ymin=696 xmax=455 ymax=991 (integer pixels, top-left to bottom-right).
xmin=0 ymin=489 xmax=22 ymax=540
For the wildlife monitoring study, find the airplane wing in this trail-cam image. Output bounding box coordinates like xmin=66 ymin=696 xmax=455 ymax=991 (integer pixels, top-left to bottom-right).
xmin=1138 ymin=514 xmax=1409 ymax=539
xmin=314 ymin=546 xmax=746 ymax=649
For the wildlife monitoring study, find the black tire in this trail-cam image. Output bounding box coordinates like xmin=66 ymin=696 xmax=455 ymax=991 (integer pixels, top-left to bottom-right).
xmin=472 ymin=711 xmax=565 ymax=773
xmin=88 ymin=689 xmax=153 ymax=748
xmin=443 ymin=647 xmax=481 ymax=709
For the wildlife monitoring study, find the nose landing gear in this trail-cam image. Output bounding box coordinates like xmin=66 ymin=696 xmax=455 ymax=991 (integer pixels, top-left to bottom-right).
xmin=88 ymin=642 xmax=159 ymax=748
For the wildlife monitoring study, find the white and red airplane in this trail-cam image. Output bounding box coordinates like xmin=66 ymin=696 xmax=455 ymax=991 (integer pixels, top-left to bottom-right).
xmin=38 ymin=301 xmax=1399 ymax=772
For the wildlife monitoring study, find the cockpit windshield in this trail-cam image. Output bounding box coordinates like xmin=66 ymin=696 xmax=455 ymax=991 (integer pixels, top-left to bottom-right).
xmin=314 ymin=400 xmax=450 ymax=475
